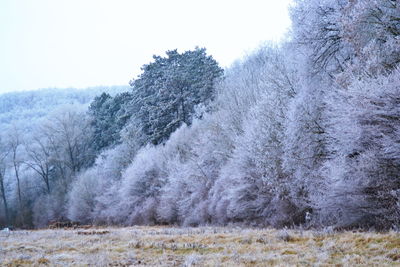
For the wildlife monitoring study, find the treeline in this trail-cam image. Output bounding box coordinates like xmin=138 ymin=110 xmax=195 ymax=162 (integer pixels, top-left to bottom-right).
xmin=1 ymin=0 xmax=400 ymax=230
xmin=0 ymin=86 xmax=128 ymax=228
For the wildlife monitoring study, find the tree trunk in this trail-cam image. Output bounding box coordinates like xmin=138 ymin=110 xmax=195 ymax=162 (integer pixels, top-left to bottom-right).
xmin=13 ymin=153 xmax=24 ymax=225
xmin=0 ymin=173 xmax=9 ymax=226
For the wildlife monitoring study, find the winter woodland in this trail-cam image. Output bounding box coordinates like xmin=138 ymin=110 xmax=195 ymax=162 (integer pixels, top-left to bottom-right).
xmin=0 ymin=0 xmax=399 ymax=230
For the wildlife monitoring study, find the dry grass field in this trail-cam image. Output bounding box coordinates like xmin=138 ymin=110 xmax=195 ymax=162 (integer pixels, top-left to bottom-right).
xmin=1 ymin=226 xmax=400 ymax=266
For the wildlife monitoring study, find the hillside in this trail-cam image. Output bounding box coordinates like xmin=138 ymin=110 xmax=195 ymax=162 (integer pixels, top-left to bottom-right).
xmin=0 ymin=85 xmax=128 ymax=128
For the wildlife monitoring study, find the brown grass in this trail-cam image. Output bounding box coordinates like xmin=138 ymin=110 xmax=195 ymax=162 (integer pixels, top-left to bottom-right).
xmin=1 ymin=226 xmax=400 ymax=266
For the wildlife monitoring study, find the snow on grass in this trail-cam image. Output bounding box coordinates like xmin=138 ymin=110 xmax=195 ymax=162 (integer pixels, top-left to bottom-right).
xmin=1 ymin=226 xmax=400 ymax=266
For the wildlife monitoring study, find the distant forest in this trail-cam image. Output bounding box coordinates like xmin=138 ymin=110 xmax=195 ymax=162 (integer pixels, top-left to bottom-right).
xmin=0 ymin=0 xmax=399 ymax=230
xmin=0 ymin=86 xmax=127 ymax=127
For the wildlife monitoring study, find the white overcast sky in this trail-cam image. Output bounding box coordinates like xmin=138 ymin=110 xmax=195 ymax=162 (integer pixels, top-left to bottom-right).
xmin=0 ymin=0 xmax=292 ymax=93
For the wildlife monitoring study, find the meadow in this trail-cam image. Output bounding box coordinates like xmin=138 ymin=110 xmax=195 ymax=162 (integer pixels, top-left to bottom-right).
xmin=1 ymin=226 xmax=400 ymax=266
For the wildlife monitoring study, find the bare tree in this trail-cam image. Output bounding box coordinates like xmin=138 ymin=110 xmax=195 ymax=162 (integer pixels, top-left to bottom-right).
xmin=5 ymin=124 xmax=25 ymax=224
xmin=0 ymin=136 xmax=10 ymax=226
xmin=25 ymin=135 xmax=52 ymax=194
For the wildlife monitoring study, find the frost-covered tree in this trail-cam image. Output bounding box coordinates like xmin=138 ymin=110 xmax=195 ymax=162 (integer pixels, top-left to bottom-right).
xmin=41 ymin=107 xmax=94 ymax=177
xmin=67 ymin=169 xmax=99 ymax=224
xmin=208 ymin=45 xmax=300 ymax=227
xmin=157 ymin=116 xmax=233 ymax=226
xmin=115 ymin=145 xmax=168 ymax=225
xmin=67 ymin=142 xmax=134 ymax=224
xmin=24 ymin=106 xmax=95 ymax=226
xmin=283 ymin=0 xmax=347 ymax=220
xmin=25 ymin=132 xmax=53 ymax=194
xmin=290 ymin=0 xmax=352 ymax=75
xmin=124 ymin=48 xmax=223 ymax=146
xmin=282 ymin=78 xmax=330 ymax=216
xmin=88 ymin=92 xmax=133 ymax=152
xmin=318 ymin=69 xmax=400 ymax=230
xmin=340 ymin=0 xmax=400 ymax=74
xmin=25 ymin=107 xmax=93 ymax=192
xmin=221 ymin=98 xmax=291 ymax=227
